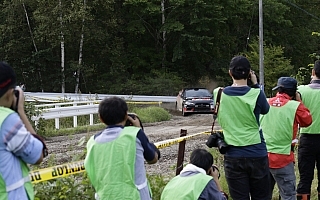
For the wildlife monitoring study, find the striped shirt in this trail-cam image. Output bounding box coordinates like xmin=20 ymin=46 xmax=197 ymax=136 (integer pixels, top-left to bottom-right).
xmin=0 ymin=112 xmax=43 ymax=200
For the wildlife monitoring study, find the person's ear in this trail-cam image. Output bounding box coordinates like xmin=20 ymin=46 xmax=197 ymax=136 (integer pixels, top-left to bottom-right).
xmin=228 ymin=70 xmax=232 ymax=77
xmin=98 ymin=114 xmax=104 ymax=123
xmin=312 ymin=69 xmax=316 ymax=77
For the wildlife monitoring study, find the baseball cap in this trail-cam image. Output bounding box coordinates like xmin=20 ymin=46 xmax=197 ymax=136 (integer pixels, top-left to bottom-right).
xmin=0 ymin=62 xmax=16 ymax=98
xmin=272 ymin=77 xmax=297 ymax=90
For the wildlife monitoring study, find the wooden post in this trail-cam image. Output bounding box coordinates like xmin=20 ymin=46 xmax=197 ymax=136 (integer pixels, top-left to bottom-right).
xmin=176 ymin=129 xmax=187 ymax=175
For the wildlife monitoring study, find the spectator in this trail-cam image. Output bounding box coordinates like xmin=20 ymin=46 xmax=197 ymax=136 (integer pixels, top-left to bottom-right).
xmin=84 ymin=96 xmax=160 ymax=200
xmin=296 ymin=60 xmax=320 ymax=200
xmin=260 ymin=77 xmax=312 ymax=200
xmin=0 ymin=61 xmax=47 ymax=200
xmin=161 ymin=148 xmax=228 ymax=200
xmin=212 ymin=55 xmax=270 ymax=200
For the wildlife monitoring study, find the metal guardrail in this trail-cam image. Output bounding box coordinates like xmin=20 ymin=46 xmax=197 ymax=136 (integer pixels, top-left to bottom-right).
xmin=31 ymin=101 xmax=163 ymax=129
xmin=25 ymin=92 xmax=177 ymax=103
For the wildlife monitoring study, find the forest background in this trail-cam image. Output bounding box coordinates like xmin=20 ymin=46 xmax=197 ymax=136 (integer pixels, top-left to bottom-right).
xmin=1 ymin=0 xmax=320 ymax=97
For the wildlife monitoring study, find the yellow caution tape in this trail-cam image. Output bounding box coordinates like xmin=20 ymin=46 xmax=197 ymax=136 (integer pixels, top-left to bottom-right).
xmin=25 ymin=95 xmax=75 ymax=103
xmin=30 ymin=130 xmax=220 ymax=183
xmin=155 ymin=131 xmax=211 ymax=149
xmin=30 ymin=160 xmax=85 ymax=183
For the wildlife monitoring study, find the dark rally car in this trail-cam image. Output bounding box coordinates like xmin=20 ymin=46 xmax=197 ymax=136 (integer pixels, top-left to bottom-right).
xmin=176 ymin=88 xmax=215 ymax=116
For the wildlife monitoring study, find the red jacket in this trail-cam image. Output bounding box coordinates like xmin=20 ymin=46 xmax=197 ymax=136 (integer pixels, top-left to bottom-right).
xmin=268 ymin=93 xmax=312 ymax=168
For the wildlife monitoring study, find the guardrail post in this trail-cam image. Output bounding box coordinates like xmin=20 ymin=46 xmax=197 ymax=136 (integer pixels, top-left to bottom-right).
xmin=55 ymin=105 xmax=60 ymax=129
xmin=176 ymin=129 xmax=187 ymax=175
xmin=89 ymin=102 xmax=93 ymax=125
xmin=73 ymin=103 xmax=77 ymax=128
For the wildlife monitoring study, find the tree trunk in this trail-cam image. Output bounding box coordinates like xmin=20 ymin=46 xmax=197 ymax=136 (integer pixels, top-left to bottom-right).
xmin=161 ymin=0 xmax=166 ymax=70
xmin=75 ymin=0 xmax=86 ymax=94
xmin=22 ymin=2 xmax=44 ymax=92
xmin=60 ymin=0 xmax=65 ymax=93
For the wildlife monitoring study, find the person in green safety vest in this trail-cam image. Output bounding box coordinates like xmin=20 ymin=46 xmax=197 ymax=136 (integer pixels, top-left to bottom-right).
xmin=161 ymin=148 xmax=228 ymax=200
xmin=0 ymin=61 xmax=47 ymax=200
xmin=84 ymin=96 xmax=160 ymax=200
xmin=260 ymin=77 xmax=312 ymax=200
xmin=212 ymin=55 xmax=270 ymax=200
xmin=296 ymin=60 xmax=320 ymax=200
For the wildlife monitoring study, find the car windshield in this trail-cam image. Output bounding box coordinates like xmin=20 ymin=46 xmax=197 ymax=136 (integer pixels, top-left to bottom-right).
xmin=185 ymin=89 xmax=211 ymax=97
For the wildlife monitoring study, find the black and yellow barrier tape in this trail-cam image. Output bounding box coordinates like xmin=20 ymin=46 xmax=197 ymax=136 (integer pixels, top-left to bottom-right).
xmin=30 ymin=160 xmax=85 ymax=184
xmin=29 ymin=130 xmax=221 ymax=183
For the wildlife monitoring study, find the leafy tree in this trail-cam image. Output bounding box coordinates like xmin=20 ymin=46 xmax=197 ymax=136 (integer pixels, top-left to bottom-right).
xmin=244 ymin=40 xmax=294 ymax=97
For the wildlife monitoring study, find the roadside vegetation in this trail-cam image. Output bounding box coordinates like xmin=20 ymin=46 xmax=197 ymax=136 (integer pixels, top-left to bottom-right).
xmin=28 ymin=103 xmax=171 ymax=137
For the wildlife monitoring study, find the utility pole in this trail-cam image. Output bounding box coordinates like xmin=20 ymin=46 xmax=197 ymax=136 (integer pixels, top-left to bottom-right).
xmin=259 ymin=0 xmax=264 ymax=91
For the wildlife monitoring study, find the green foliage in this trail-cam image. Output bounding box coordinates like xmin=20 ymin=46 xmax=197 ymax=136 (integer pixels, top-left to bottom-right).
xmin=295 ymin=31 xmax=320 ymax=85
xmin=148 ymin=174 xmax=170 ymax=200
xmin=244 ymin=40 xmax=294 ymax=97
xmin=131 ymin=106 xmax=171 ymax=123
xmin=295 ymin=65 xmax=313 ymax=86
xmin=34 ymin=173 xmax=95 ymax=200
xmin=1 ymin=1 xmax=320 ymax=95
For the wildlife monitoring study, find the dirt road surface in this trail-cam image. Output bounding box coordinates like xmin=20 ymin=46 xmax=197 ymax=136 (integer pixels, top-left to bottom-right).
xmin=44 ymin=111 xmax=218 ymax=177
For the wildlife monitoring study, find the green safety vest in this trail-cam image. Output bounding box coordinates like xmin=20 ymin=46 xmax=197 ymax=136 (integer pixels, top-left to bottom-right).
xmin=0 ymin=107 xmax=34 ymax=200
xmin=298 ymin=85 xmax=320 ymax=134
xmin=214 ymin=87 xmax=261 ymax=146
xmin=260 ymin=100 xmax=299 ymax=155
xmin=84 ymin=126 xmax=150 ymax=200
xmin=160 ymin=173 xmax=212 ymax=200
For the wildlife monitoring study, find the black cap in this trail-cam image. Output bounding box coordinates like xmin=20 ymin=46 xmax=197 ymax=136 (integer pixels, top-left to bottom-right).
xmin=0 ymin=62 xmax=16 ymax=98
xmin=272 ymin=77 xmax=297 ymax=90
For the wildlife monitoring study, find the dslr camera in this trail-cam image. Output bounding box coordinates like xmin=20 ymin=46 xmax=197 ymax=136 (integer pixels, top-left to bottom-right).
xmin=125 ymin=113 xmax=144 ymax=130
xmin=10 ymin=87 xmax=20 ymax=112
xmin=206 ymin=131 xmax=228 ymax=154
xmin=210 ymin=165 xmax=220 ymax=179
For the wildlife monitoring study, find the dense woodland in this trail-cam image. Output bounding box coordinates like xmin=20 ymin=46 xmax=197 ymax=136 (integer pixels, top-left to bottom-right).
xmin=0 ymin=0 xmax=320 ymax=96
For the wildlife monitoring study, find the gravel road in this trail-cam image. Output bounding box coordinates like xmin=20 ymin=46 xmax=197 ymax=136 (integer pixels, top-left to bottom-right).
xmin=43 ymin=110 xmax=219 ymax=178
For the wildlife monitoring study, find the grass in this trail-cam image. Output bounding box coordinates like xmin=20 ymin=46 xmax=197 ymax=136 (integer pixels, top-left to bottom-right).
xmin=34 ymin=105 xmax=171 ymax=137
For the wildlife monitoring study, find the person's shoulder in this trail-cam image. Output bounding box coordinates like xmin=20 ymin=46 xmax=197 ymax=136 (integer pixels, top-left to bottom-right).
xmin=297 ymin=84 xmax=309 ymax=89
xmin=214 ymin=86 xmax=224 ymax=90
xmin=2 ymin=112 xmax=21 ymax=126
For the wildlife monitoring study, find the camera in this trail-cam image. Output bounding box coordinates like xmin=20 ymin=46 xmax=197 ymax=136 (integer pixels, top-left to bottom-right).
xmin=125 ymin=113 xmax=144 ymax=130
xmin=10 ymin=88 xmax=20 ymax=112
xmin=206 ymin=131 xmax=228 ymax=154
xmin=14 ymin=89 xmax=19 ymax=98
xmin=210 ymin=165 xmax=220 ymax=179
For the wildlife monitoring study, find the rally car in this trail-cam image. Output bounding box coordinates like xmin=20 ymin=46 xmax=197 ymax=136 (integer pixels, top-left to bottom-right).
xmin=176 ymin=88 xmax=215 ymax=116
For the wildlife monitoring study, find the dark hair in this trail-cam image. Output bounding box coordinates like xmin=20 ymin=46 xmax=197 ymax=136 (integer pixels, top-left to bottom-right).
xmin=314 ymin=60 xmax=320 ymax=78
xmin=278 ymin=87 xmax=296 ymax=97
xmin=98 ymin=97 xmax=128 ymax=125
xmin=190 ymin=149 xmax=213 ymax=171
xmin=0 ymin=62 xmax=16 ymax=98
xmin=229 ymin=56 xmax=251 ymax=80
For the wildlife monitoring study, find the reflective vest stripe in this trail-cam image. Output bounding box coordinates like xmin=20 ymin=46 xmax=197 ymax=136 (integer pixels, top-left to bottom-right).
xmin=6 ymin=176 xmax=30 ymax=192
xmin=136 ymin=179 xmax=147 ymax=190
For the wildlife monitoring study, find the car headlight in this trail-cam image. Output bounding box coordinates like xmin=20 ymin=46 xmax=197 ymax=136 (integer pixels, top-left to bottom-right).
xmin=210 ymin=103 xmax=214 ymax=109
xmin=184 ymin=101 xmax=194 ymax=106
